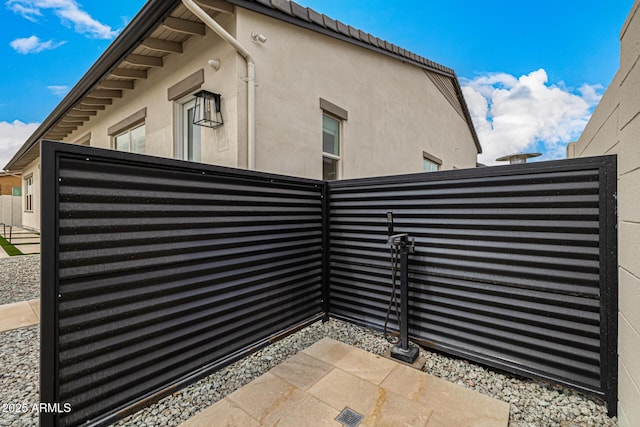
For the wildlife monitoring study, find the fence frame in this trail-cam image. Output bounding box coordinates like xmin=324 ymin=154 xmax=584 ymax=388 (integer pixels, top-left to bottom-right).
xmin=40 ymin=140 xmax=618 ymax=425
xmin=326 ymin=155 xmax=618 ymax=415
xmin=40 ymin=141 xmax=326 ymax=426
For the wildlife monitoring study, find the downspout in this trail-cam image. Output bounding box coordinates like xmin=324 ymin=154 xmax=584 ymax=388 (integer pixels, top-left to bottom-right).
xmin=181 ymin=0 xmax=256 ymax=170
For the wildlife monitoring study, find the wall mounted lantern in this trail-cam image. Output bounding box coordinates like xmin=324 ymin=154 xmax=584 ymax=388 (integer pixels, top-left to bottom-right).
xmin=193 ymin=90 xmax=223 ymax=128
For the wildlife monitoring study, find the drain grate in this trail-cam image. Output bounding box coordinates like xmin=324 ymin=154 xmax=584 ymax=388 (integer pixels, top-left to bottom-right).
xmin=335 ymin=407 xmax=364 ymax=427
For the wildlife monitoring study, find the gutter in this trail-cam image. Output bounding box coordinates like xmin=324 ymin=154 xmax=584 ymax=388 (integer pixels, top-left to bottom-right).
xmin=182 ymin=0 xmax=257 ymax=170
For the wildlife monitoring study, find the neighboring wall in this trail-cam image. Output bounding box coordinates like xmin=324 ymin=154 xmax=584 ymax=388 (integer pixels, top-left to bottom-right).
xmin=0 ymin=174 xmax=21 ymax=195
xmin=236 ymin=8 xmax=478 ymax=179
xmin=571 ymin=1 xmax=640 ymax=425
xmin=0 ymin=196 xmax=22 ymax=227
xmin=0 ymin=175 xmax=22 ymax=226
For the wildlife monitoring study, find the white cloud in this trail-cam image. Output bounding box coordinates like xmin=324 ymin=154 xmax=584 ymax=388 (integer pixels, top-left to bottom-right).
xmin=0 ymin=120 xmax=40 ymax=169
xmin=462 ymin=69 xmax=603 ymax=165
xmin=47 ymin=85 xmax=69 ymax=96
xmin=10 ymin=35 xmax=65 ymax=54
xmin=7 ymin=0 xmax=118 ymax=39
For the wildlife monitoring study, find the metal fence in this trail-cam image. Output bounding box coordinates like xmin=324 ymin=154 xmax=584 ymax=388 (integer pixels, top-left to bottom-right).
xmin=327 ymin=156 xmax=617 ymax=414
xmin=40 ymin=141 xmax=617 ymax=425
xmin=40 ymin=141 xmax=325 ymax=426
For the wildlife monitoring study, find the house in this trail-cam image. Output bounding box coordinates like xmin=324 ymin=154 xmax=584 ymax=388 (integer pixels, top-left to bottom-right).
xmin=4 ymin=0 xmax=481 ymax=232
xmin=0 ymin=172 xmax=22 ymax=227
xmin=567 ymin=1 xmax=640 ymax=425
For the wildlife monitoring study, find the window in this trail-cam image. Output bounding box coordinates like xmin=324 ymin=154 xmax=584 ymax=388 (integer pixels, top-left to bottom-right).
xmin=108 ymin=108 xmax=147 ymax=154
xmin=423 ymin=151 xmax=442 ymax=172
xmin=322 ymin=114 xmax=341 ymax=180
xmin=24 ymin=176 xmax=33 ymax=212
xmin=114 ymin=123 xmax=145 ymax=154
xmin=176 ymin=99 xmax=202 ymax=162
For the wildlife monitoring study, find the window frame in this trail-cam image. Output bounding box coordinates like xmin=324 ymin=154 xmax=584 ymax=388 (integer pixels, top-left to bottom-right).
xmin=174 ymin=97 xmax=202 ymax=162
xmin=322 ymin=113 xmax=342 ymax=180
xmin=24 ymin=175 xmax=33 ymax=212
xmin=113 ymin=122 xmax=146 ymax=154
xmin=422 ymin=151 xmax=442 ymax=173
xmin=108 ymin=108 xmax=147 ymax=154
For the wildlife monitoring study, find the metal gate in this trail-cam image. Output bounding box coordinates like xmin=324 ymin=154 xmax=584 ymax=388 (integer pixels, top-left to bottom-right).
xmin=327 ymin=155 xmax=617 ymax=413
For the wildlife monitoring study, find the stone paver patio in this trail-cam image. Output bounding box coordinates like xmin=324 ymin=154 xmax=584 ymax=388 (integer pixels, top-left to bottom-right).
xmin=180 ymin=337 xmax=510 ymax=427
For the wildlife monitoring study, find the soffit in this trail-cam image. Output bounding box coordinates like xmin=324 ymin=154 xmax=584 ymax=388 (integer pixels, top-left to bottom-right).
xmin=40 ymin=4 xmax=222 ymax=145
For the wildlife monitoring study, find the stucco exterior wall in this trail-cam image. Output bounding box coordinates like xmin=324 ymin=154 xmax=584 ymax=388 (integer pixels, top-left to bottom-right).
xmin=63 ymin=13 xmax=240 ymax=169
xmin=235 ymin=9 xmax=478 ymax=179
xmin=23 ymin=6 xmax=478 ymax=230
xmin=572 ymin=1 xmax=640 ymax=425
xmin=21 ymin=159 xmax=40 ymax=231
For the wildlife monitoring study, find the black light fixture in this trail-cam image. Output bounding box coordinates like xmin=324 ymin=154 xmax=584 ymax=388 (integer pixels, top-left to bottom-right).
xmin=193 ymin=90 xmax=223 ymax=128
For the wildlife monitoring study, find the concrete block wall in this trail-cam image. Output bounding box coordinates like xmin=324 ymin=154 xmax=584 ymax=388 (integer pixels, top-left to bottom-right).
xmin=0 ymin=195 xmax=22 ymax=227
xmin=572 ymin=1 xmax=640 ymax=424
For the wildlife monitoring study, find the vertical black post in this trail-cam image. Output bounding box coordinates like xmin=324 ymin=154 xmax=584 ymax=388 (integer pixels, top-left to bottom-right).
xmin=399 ymin=235 xmax=409 ymax=351
xmin=390 ymin=234 xmax=419 ymax=364
xmin=321 ymin=181 xmax=330 ymax=322
xmin=599 ymin=156 xmax=618 ymax=417
xmin=40 ymin=140 xmax=60 ymax=427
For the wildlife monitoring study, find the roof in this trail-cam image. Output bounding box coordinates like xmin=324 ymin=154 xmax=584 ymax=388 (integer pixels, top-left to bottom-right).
xmin=4 ymin=0 xmax=481 ymax=171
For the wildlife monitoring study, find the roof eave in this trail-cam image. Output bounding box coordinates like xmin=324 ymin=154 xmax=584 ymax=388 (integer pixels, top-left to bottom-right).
xmin=3 ymin=0 xmax=184 ymax=171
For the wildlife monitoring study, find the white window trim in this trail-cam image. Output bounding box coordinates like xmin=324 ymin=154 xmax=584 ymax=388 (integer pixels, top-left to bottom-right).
xmin=113 ymin=122 xmax=146 ymax=153
xmin=174 ymin=97 xmax=202 ymax=162
xmin=423 ymin=151 xmax=442 ymax=172
xmin=24 ymin=175 xmax=33 ymax=213
xmin=322 ymin=113 xmax=342 ymax=180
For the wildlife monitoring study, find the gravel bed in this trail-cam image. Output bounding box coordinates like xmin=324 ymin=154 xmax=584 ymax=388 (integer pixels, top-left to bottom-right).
xmin=117 ymin=319 xmax=617 ymax=427
xmin=0 ymin=255 xmax=40 ymax=305
xmin=0 ymin=325 xmax=39 ymax=427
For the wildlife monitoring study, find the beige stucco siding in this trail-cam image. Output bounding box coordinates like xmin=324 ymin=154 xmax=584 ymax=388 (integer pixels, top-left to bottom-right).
xmin=63 ymin=13 xmax=240 ymax=169
xmin=235 ymin=9 xmax=478 ymax=179
xmin=572 ymin=1 xmax=640 ymax=425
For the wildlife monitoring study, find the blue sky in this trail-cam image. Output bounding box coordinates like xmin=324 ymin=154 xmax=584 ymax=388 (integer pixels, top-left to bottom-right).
xmin=0 ymin=0 xmax=635 ymax=167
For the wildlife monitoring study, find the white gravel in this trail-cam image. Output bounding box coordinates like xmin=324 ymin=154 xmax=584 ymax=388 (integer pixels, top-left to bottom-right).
xmin=117 ymin=319 xmax=617 ymax=427
xmin=0 ymin=326 xmax=39 ymax=427
xmin=0 ymin=255 xmax=40 ymax=305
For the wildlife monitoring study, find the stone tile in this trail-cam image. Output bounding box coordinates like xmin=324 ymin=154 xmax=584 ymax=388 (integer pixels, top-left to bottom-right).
xmin=11 ymin=238 xmax=41 ymax=244
xmin=28 ymin=299 xmax=40 ymax=320
xmin=303 ymin=337 xmax=353 ymax=365
xmin=178 ymin=398 xmax=260 ymax=427
xmin=307 ymin=368 xmax=381 ymax=415
xmin=0 ymin=301 xmax=39 ymax=333
xmin=265 ymin=393 xmax=341 ymax=427
xmin=270 ymin=351 xmax=333 ymax=390
xmin=16 ymin=244 xmax=40 ymax=254
xmin=303 ymin=338 xmax=396 ymax=385
xmin=382 ymin=364 xmax=509 ymax=427
xmin=0 ymin=248 xmax=9 ymax=258
xmin=227 ymin=372 xmax=305 ymax=424
xmin=307 ymin=368 xmax=431 ymax=426
xmin=361 ymin=388 xmax=433 ymax=427
xmin=333 ymin=346 xmax=397 ymax=385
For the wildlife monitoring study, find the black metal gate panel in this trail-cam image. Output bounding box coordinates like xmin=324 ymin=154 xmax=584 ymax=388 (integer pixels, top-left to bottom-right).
xmin=40 ymin=141 xmax=325 ymax=426
xmin=327 ymin=156 xmax=617 ymax=411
